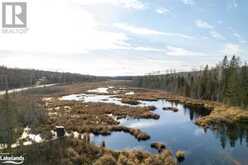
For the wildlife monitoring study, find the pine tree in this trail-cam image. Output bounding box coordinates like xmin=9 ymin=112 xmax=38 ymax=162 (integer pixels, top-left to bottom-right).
xmin=133 ymin=56 xmax=247 ymax=107
xmin=223 ymin=56 xmax=240 ymax=105
xmin=222 ymin=56 xmax=229 ymax=101
xmin=241 ymin=63 xmax=248 ymax=107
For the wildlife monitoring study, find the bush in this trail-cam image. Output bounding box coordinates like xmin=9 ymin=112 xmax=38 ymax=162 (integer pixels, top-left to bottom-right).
xmin=94 ymin=154 xmax=117 ymax=165
xmin=176 ymin=150 xmax=185 ymax=162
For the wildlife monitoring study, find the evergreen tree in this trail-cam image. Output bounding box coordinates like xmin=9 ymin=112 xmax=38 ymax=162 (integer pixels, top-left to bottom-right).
xmin=133 ymin=56 xmax=247 ymax=108
xmin=224 ymin=56 xmax=240 ymax=105
xmin=241 ymin=63 xmax=248 ymax=107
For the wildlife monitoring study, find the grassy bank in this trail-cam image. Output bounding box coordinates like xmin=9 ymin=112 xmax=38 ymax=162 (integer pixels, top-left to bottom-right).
xmin=118 ymin=87 xmax=248 ymax=128
xmin=2 ymin=80 xmax=247 ymax=164
xmin=13 ymin=137 xmax=175 ymax=165
xmin=1 ymin=81 xmax=177 ymax=164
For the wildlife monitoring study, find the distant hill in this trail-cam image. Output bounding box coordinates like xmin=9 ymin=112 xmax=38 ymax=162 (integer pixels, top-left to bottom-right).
xmin=0 ymin=66 xmax=107 ymax=90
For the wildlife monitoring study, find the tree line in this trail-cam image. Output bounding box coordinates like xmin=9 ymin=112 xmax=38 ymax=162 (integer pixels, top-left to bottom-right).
xmin=133 ymin=56 xmax=248 ymax=108
xmin=0 ymin=66 xmax=107 ymax=90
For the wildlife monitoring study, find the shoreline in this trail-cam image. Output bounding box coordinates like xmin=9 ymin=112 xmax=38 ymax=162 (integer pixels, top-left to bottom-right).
xmin=3 ymin=81 xmax=247 ymax=164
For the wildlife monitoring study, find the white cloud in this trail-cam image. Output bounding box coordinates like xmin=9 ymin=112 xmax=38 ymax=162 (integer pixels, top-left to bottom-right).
xmin=195 ymin=19 xmax=225 ymax=40
xmin=75 ymin=0 xmax=145 ymax=10
xmin=130 ymin=47 xmax=164 ymax=52
xmin=181 ymin=0 xmax=195 ymax=6
xmin=233 ymin=33 xmax=241 ymax=39
xmin=233 ymin=33 xmax=247 ymax=44
xmin=227 ymin=0 xmax=238 ymax=9
xmin=114 ymin=23 xmax=164 ymax=35
xmin=239 ymin=40 xmax=247 ymax=44
xmin=120 ymin=0 xmax=145 ymax=9
xmin=111 ymin=45 xmax=165 ymax=52
xmin=1 ymin=0 xmax=237 ymax=76
xmin=114 ymin=23 xmax=194 ymax=39
xmin=166 ymin=46 xmax=205 ymax=56
xmin=0 ymin=50 xmax=174 ymax=76
xmin=233 ymin=0 xmax=238 ymax=8
xmin=156 ymin=8 xmax=170 ymax=15
xmin=209 ymin=30 xmax=225 ymax=40
xmin=0 ymin=0 xmax=129 ymax=54
xmin=195 ymin=20 xmax=214 ymax=29
xmin=223 ymin=43 xmax=240 ymax=55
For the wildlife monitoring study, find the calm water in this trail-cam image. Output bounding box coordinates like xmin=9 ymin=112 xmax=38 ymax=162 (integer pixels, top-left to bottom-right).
xmin=91 ymin=100 xmax=248 ymax=165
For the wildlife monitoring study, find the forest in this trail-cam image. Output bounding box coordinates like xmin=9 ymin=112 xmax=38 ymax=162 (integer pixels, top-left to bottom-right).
xmin=0 ymin=66 xmax=106 ymax=90
xmin=133 ymin=56 xmax=248 ymax=108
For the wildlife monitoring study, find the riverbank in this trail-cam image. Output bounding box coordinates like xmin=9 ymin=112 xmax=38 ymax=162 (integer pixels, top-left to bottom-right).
xmin=117 ymin=86 xmax=248 ymax=128
xmin=3 ymin=80 xmax=248 ymax=164
xmin=36 ymin=81 xmax=248 ymax=139
xmin=15 ymin=137 xmax=175 ymax=165
xmin=0 ymin=81 xmax=177 ymax=164
xmin=163 ymin=94 xmax=248 ymax=128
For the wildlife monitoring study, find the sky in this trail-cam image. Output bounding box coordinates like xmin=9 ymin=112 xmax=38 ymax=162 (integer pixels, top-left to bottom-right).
xmin=0 ymin=0 xmax=248 ymax=76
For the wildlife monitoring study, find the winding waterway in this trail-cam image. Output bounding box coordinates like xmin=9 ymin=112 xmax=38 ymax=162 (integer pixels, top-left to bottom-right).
xmin=60 ymin=90 xmax=248 ymax=165
xmin=90 ymin=99 xmax=248 ymax=165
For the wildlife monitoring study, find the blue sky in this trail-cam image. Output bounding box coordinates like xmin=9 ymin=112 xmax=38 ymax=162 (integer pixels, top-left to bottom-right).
xmin=0 ymin=0 xmax=247 ymax=75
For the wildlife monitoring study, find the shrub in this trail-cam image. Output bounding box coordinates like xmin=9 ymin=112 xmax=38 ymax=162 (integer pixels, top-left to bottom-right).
xmin=94 ymin=154 xmax=117 ymax=165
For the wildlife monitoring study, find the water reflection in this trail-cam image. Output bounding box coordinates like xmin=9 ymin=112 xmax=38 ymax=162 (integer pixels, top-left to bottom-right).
xmin=180 ymin=104 xmax=211 ymax=121
xmin=92 ymin=99 xmax=248 ymax=165
xmin=210 ymin=123 xmax=248 ymax=149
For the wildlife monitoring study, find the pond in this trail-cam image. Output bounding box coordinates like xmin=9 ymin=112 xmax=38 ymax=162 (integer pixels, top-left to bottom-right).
xmin=89 ymin=99 xmax=248 ymax=165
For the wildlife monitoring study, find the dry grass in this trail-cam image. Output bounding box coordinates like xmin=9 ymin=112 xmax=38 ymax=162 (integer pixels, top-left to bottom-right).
xmin=195 ymin=105 xmax=248 ymax=127
xmin=13 ymin=138 xmax=176 ymax=165
xmin=38 ymin=81 xmax=248 ymax=141
xmin=41 ymin=96 xmax=159 ymax=140
xmin=176 ymin=150 xmax=185 ymax=162
xmin=15 ymin=81 xmax=248 ymax=165
xmin=162 ymin=107 xmax=179 ymax=112
xmin=121 ymin=98 xmax=140 ymax=105
xmin=4 ymin=81 xmax=178 ymax=164
xmin=117 ymin=86 xmax=248 ymax=128
xmin=151 ymin=142 xmax=166 ymax=153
